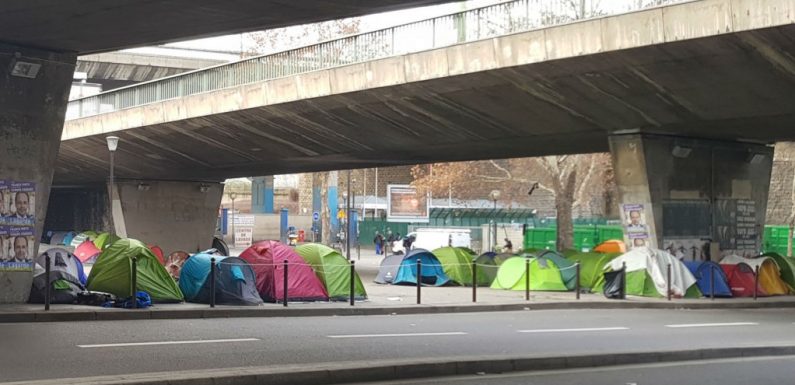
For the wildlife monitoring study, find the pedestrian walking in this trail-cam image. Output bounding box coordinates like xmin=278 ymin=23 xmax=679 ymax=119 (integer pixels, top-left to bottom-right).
xmin=373 ymin=231 xmax=385 ymax=255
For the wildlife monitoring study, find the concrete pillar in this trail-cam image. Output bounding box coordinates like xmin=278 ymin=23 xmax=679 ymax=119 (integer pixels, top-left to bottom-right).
xmin=250 ymin=176 xmax=274 ymax=214
xmin=0 ymin=44 xmax=75 ymax=303
xmin=609 ymin=134 xmax=772 ymax=260
xmin=312 ymin=174 xmax=322 ymax=238
xmin=113 ymin=180 xmax=223 ymax=255
xmin=328 ymin=171 xmax=339 ymax=235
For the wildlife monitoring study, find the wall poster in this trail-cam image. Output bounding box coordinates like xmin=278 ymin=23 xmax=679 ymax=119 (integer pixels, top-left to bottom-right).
xmin=622 ymin=203 xmax=650 ymax=249
xmin=0 ymin=181 xmax=36 ymax=271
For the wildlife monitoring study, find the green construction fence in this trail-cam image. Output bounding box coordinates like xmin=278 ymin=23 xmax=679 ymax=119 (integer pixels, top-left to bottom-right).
xmin=523 ymin=225 xmax=624 ymax=252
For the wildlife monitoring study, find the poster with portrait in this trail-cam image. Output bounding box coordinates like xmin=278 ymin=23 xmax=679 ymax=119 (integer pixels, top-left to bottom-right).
xmin=622 ymin=203 xmax=650 ymax=249
xmin=7 ymin=181 xmax=35 ymax=226
xmin=0 ymin=226 xmax=34 ymax=270
xmin=387 ymin=185 xmax=429 ymax=223
xmin=0 ymin=180 xmax=9 ymax=223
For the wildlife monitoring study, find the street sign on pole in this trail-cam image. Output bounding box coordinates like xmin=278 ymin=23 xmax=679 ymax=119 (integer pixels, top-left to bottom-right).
xmin=312 ymin=211 xmax=320 ymax=222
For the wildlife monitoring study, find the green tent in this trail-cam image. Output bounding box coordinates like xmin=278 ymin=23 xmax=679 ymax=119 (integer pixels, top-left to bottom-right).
xmin=87 ymin=238 xmax=183 ymax=302
xmin=536 ymin=250 xmax=577 ymax=290
xmin=762 ymin=252 xmax=795 ymax=290
xmin=473 ymin=252 xmax=513 ymax=285
xmin=295 ymin=243 xmax=367 ymax=300
xmin=94 ymin=232 xmax=121 ymax=250
xmin=490 ymin=256 xmax=568 ymax=291
xmin=565 ymin=252 xmax=620 ymax=291
xmin=595 ymin=248 xmax=701 ymax=298
xmin=432 ymin=247 xmax=477 ymax=286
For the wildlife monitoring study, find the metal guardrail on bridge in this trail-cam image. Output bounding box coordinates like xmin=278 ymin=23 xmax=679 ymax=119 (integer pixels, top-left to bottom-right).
xmin=66 ymin=0 xmax=689 ymax=120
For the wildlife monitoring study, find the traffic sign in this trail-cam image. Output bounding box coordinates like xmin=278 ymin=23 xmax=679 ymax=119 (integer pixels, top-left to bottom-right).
xmin=312 ymin=211 xmax=320 ymax=222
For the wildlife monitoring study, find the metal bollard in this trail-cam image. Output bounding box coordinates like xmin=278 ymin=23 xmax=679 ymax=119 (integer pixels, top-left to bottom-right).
xmin=416 ymin=259 xmax=422 ymax=305
xmin=350 ymin=261 xmax=356 ymax=306
xmin=710 ymin=266 xmax=715 ymax=300
xmin=666 ymin=263 xmax=672 ymax=301
xmin=283 ymin=259 xmax=289 ymax=307
xmin=525 ymin=257 xmax=530 ymax=301
xmin=754 ymin=265 xmax=759 ymax=300
xmin=210 ymin=257 xmax=216 ymax=308
xmin=621 ymin=262 xmax=627 ymax=300
xmin=131 ymin=257 xmax=138 ymax=309
xmin=44 ymin=254 xmax=51 ymax=311
xmin=357 ymin=243 xmax=360 ymax=261
xmin=472 ymin=260 xmax=477 ymax=303
xmin=575 ymin=262 xmax=581 ymax=300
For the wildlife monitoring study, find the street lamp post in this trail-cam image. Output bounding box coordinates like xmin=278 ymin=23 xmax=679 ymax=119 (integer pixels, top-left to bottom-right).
xmin=106 ymin=136 xmax=119 ymax=237
xmin=489 ymin=189 xmax=501 ymax=252
xmin=229 ymin=192 xmax=237 ymax=247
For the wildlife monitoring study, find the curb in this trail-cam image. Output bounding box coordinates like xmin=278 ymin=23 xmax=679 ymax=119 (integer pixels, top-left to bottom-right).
xmin=8 ymin=345 xmax=795 ymax=384
xmin=3 ymin=300 xmax=795 ymax=323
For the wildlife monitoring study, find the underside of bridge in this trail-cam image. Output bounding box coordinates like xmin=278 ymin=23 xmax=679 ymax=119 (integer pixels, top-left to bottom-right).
xmin=57 ymin=24 xmax=795 ymax=184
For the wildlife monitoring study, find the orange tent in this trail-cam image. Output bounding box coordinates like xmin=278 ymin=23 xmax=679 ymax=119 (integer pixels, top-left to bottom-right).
xmin=594 ymin=239 xmax=626 ymax=254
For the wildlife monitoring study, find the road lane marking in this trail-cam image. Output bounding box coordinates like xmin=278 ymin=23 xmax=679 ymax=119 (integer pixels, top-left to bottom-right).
xmin=327 ymin=332 xmax=467 ymax=339
xmin=516 ymin=327 xmax=629 ymax=333
xmin=77 ymin=338 xmax=260 ymax=348
xmin=665 ymin=322 xmax=759 ymax=328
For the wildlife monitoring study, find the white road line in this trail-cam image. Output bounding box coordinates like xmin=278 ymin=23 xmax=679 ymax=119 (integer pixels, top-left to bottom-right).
xmin=665 ymin=322 xmax=759 ymax=328
xmin=77 ymin=338 xmax=260 ymax=348
xmin=516 ymin=327 xmax=629 ymax=333
xmin=327 ymin=332 xmax=467 ymax=339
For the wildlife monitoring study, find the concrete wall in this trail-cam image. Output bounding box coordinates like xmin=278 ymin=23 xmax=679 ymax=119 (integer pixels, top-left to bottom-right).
xmin=115 ymin=180 xmax=223 ymax=254
xmin=0 ymin=43 xmax=76 ymax=303
xmin=44 ymin=186 xmax=107 ymax=233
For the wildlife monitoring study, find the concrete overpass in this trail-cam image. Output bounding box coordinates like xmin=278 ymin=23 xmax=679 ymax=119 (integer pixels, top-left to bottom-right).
xmin=53 ymin=0 xmax=794 ymax=260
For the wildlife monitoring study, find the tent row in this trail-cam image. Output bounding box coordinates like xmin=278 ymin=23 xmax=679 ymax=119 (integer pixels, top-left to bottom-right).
xmin=29 ymin=240 xmax=367 ymax=306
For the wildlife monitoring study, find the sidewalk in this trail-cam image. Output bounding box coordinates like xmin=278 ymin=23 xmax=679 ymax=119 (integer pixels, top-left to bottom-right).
xmin=4 ymin=249 xmax=795 ymax=323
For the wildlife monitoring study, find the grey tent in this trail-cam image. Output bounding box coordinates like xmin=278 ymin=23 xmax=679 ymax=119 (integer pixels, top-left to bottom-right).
xmin=179 ymin=254 xmax=262 ymax=306
xmin=374 ymin=254 xmax=404 ymax=284
xmin=29 ymin=248 xmax=86 ymax=304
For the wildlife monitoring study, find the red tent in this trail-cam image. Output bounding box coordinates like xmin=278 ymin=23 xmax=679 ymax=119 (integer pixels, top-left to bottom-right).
xmin=148 ymin=245 xmax=165 ymax=265
xmin=721 ymin=264 xmax=766 ymax=297
xmin=75 ymin=240 xmax=101 ymax=263
xmin=239 ymin=240 xmax=328 ymax=302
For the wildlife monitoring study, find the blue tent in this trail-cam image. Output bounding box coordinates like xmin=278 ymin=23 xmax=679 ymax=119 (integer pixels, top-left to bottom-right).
xmin=179 ymin=254 xmax=262 ymax=306
xmin=684 ymin=260 xmax=732 ymax=297
xmin=393 ymin=249 xmax=450 ymax=286
xmin=61 ymin=231 xmax=77 ymax=246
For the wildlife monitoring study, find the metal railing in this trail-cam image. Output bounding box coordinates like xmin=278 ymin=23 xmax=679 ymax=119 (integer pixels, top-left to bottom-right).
xmin=66 ymin=0 xmax=689 ymax=120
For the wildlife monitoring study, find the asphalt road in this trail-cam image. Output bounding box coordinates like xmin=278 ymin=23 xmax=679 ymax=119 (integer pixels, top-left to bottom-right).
xmin=357 ymin=356 xmax=795 ymax=385
xmin=3 ymin=308 xmax=795 ymax=382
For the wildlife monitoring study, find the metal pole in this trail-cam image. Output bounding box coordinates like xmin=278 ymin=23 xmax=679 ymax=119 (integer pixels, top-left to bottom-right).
xmin=346 ymin=170 xmax=352 ymax=261
xmin=621 ymin=261 xmax=627 ymax=299
xmin=350 ymin=261 xmax=356 ymax=306
xmin=754 ymin=265 xmax=759 ymax=300
xmin=109 ymin=150 xmax=115 ymax=237
xmin=131 ymin=257 xmax=138 ymax=309
xmin=525 ymin=257 xmax=530 ymax=301
xmin=710 ymin=265 xmax=715 ymax=300
xmin=44 ymin=254 xmax=51 ymax=311
xmin=416 ymin=259 xmax=422 ymax=305
xmin=210 ymin=257 xmax=216 ymax=308
xmin=472 ymin=260 xmax=477 ymax=303
xmin=575 ymin=262 xmax=581 ymax=300
xmin=283 ymin=259 xmax=289 ymax=307
xmin=666 ymin=263 xmax=672 ymax=301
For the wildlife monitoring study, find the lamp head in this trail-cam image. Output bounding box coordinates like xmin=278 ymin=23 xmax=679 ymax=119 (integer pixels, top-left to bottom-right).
xmin=106 ymin=136 xmax=119 ymax=152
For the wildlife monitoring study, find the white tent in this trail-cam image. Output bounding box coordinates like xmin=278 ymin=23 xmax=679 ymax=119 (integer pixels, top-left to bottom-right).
xmin=606 ymin=247 xmax=697 ymax=297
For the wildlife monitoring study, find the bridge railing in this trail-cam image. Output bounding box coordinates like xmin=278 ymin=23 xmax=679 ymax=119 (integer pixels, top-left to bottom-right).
xmin=66 ymin=0 xmax=689 ymax=120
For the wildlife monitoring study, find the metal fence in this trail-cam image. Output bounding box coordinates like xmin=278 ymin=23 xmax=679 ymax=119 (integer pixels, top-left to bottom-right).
xmin=66 ymin=0 xmax=690 ymax=120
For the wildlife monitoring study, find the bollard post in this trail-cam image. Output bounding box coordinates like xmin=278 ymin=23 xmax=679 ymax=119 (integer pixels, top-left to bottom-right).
xmin=472 ymin=260 xmax=477 ymax=303
xmin=525 ymin=257 xmax=530 ymax=301
xmin=575 ymin=262 xmax=581 ymax=300
xmin=350 ymin=261 xmax=356 ymax=306
xmin=754 ymin=264 xmax=759 ymax=300
xmin=210 ymin=258 xmax=216 ymax=308
xmin=666 ymin=263 xmax=672 ymax=301
xmin=283 ymin=259 xmax=289 ymax=307
xmin=131 ymin=257 xmax=138 ymax=309
xmin=710 ymin=265 xmax=715 ymax=300
xmin=44 ymin=254 xmax=51 ymax=311
xmin=621 ymin=262 xmax=627 ymax=300
xmin=357 ymin=243 xmax=360 ymax=261
xmin=416 ymin=259 xmax=422 ymax=305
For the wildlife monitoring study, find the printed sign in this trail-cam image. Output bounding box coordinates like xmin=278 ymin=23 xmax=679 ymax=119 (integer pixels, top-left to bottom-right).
xmin=0 ymin=180 xmax=36 ymax=271
xmin=234 ymin=227 xmax=253 ymax=249
xmin=232 ymin=215 xmax=255 ymax=227
xmin=622 ymin=203 xmax=650 ymax=249
xmin=387 ymin=185 xmax=429 ymax=223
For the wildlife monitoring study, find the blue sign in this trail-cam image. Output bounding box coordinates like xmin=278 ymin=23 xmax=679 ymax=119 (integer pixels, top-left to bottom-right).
xmin=312 ymin=211 xmax=320 ymax=222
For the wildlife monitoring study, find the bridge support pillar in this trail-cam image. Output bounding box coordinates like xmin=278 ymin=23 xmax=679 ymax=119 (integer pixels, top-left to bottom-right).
xmin=0 ymin=44 xmax=75 ymax=303
xmin=111 ymin=180 xmax=223 ymax=255
xmin=609 ymin=134 xmax=772 ymax=260
xmin=329 ymin=171 xmax=339 ymax=237
xmin=251 ymin=176 xmax=274 ymax=214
